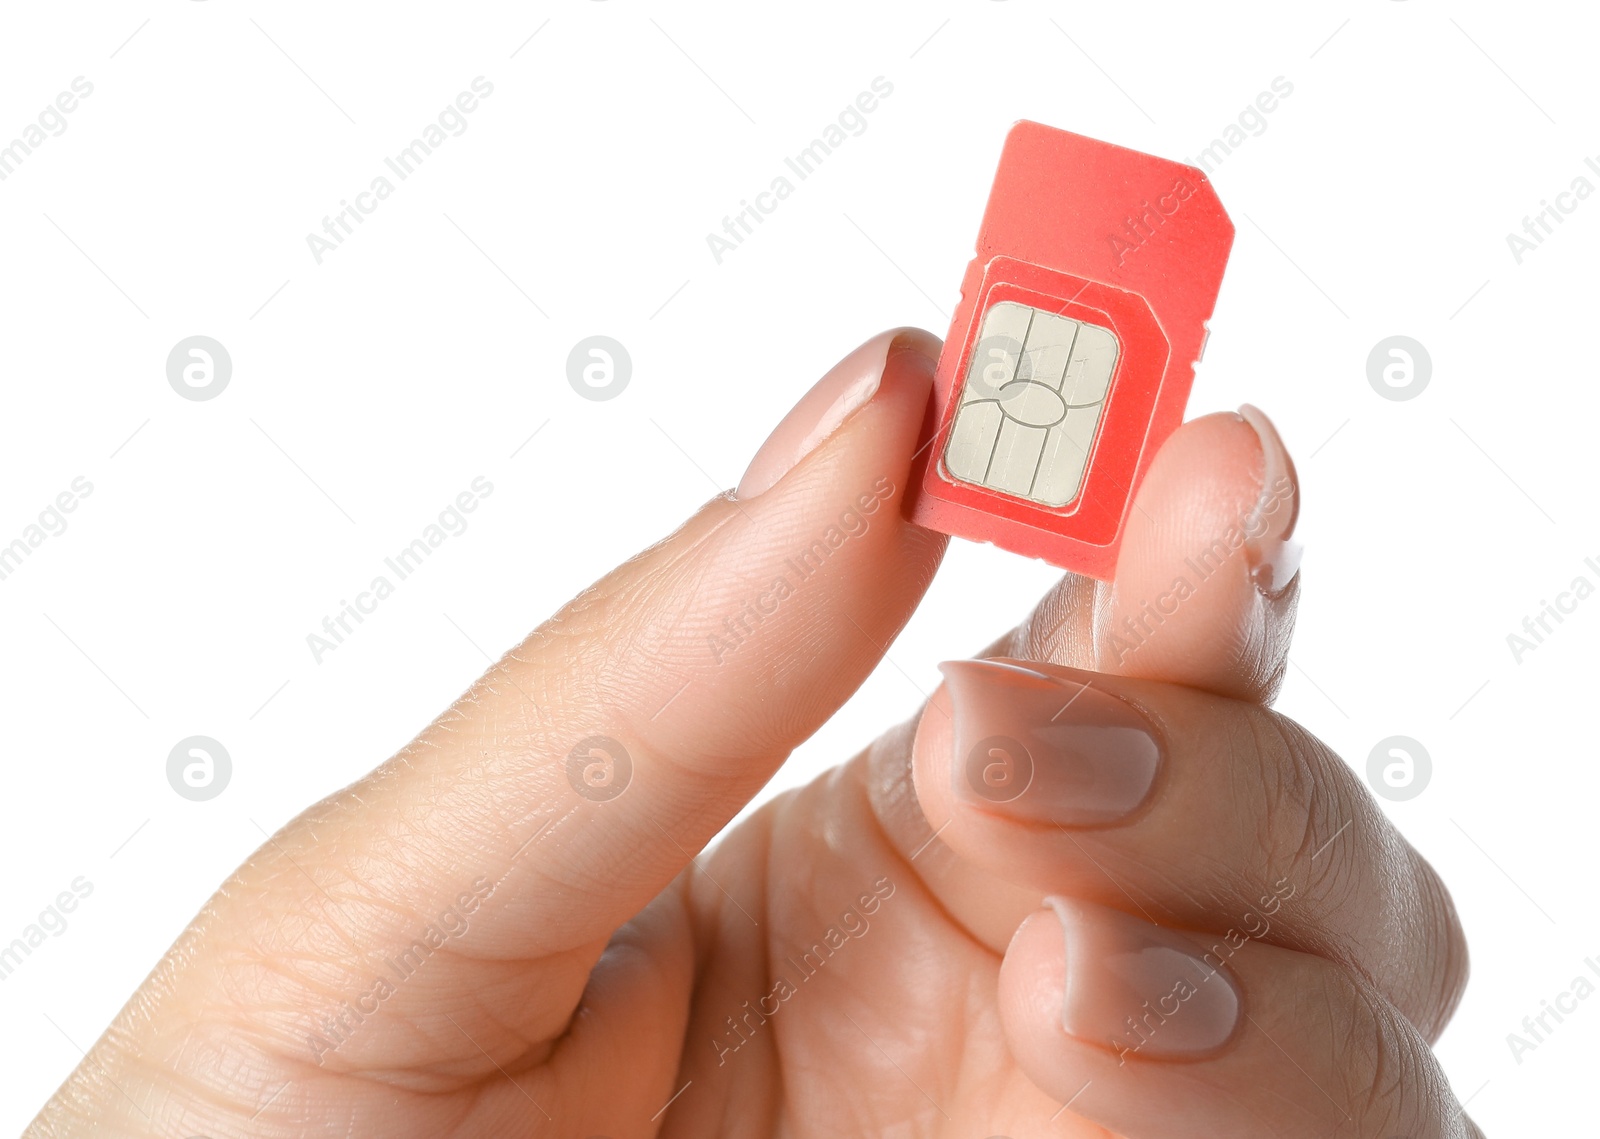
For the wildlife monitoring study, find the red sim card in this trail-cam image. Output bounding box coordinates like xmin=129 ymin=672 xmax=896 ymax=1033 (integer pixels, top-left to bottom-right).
xmin=905 ymin=121 xmax=1234 ymax=579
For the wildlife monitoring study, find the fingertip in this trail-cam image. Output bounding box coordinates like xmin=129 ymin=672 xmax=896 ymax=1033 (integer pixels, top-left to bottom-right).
xmin=735 ymin=327 xmax=940 ymax=500
xmin=1237 ymin=403 xmax=1301 ymax=594
xmin=908 ymin=668 xmax=956 ymax=828
xmin=999 ymin=905 xmax=1068 ymax=1038
xmin=998 ymin=904 xmax=1088 ymax=1109
xmin=1102 ymin=408 xmax=1301 ymax=702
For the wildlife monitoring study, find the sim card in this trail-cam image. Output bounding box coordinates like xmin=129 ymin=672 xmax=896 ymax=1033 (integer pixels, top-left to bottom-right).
xmin=905 ymin=121 xmax=1234 ymax=579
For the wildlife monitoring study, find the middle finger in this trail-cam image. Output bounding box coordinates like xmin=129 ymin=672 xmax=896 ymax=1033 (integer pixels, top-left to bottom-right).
xmin=910 ymin=657 xmax=1468 ymax=1041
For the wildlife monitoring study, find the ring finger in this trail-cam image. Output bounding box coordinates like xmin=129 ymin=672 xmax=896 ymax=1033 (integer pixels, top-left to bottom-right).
xmin=998 ymin=897 xmax=1484 ymax=1138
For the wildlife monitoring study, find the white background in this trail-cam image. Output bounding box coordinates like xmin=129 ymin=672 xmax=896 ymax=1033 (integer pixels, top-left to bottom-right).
xmin=0 ymin=1 xmax=1594 ymax=1132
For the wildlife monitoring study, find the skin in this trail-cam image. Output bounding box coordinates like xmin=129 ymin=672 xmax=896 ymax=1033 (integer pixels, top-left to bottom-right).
xmin=27 ymin=329 xmax=1479 ymax=1137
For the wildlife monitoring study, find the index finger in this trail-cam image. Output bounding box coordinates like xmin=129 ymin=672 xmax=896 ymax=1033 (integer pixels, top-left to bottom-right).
xmin=128 ymin=329 xmax=945 ymax=1081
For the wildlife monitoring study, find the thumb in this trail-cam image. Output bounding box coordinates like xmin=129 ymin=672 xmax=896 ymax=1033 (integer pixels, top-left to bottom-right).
xmin=993 ymin=405 xmax=1302 ymax=707
xmin=1097 ymin=404 xmax=1301 ymax=702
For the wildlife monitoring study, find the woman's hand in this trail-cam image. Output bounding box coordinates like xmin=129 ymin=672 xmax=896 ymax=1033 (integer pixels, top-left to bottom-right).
xmin=27 ymin=329 xmax=1476 ymax=1137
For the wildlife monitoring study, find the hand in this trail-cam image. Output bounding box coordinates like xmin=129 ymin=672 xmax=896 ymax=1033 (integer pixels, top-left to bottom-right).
xmin=28 ymin=329 xmax=1475 ymax=1137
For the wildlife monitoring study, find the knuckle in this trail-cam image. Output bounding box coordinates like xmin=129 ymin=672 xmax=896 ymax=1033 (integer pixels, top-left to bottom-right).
xmin=1405 ymin=849 xmax=1472 ymax=1040
xmin=1312 ymin=966 xmax=1464 ymax=1137
xmin=1324 ymin=976 xmax=1402 ymax=1108
xmin=1238 ymin=708 xmax=1364 ymax=913
xmin=1235 ymin=707 xmax=1468 ymax=1038
xmin=1235 ymin=708 xmax=1319 ymax=858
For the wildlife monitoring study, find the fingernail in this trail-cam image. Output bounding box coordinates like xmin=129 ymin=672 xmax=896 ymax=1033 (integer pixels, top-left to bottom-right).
xmin=939 ymin=659 xmax=1161 ymax=826
xmin=736 ymin=329 xmax=939 ymax=500
xmin=1238 ymin=404 xmax=1301 ymax=595
xmin=1047 ymin=896 xmax=1241 ymax=1060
